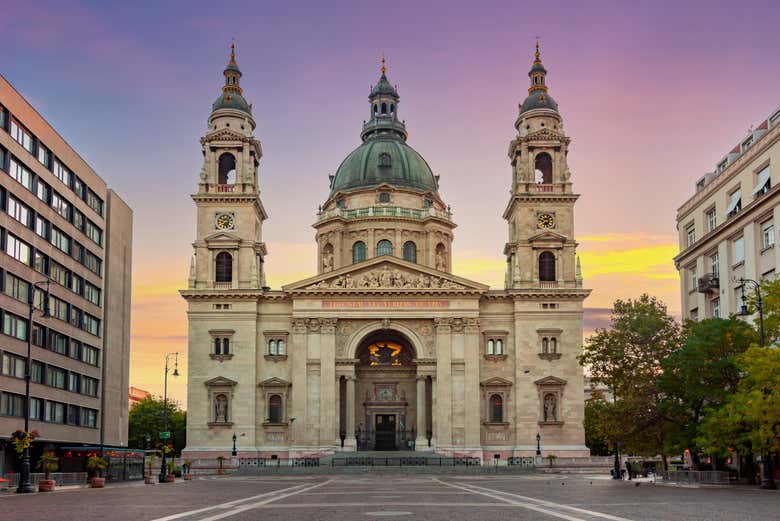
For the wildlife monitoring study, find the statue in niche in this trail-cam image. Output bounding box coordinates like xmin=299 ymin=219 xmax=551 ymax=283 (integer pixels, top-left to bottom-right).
xmin=322 ymin=249 xmax=334 ymax=273
xmin=435 ymin=249 xmax=447 ymax=271
xmin=199 ymin=164 xmax=207 ymax=184
xmin=215 ymin=394 xmax=228 ymax=423
xmin=543 ymin=394 xmax=557 ymax=422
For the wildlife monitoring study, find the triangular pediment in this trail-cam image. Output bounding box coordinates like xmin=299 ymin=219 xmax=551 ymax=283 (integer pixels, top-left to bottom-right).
xmin=258 ymin=377 xmax=291 ymax=388
xmin=204 ymin=376 xmax=238 ymax=387
xmin=202 ymin=126 xmax=250 ymax=143
xmin=528 ymin=230 xmax=567 ymax=243
xmin=283 ymin=256 xmax=489 ymax=293
xmin=480 ymin=377 xmax=513 ymax=387
xmin=534 ymin=375 xmax=567 ymax=387
xmin=521 ymin=127 xmax=568 ymax=143
xmin=204 ymin=231 xmax=240 ymax=244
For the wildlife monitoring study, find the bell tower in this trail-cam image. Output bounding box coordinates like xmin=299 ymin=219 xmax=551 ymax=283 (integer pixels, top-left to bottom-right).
xmin=503 ymin=41 xmax=582 ymax=290
xmin=189 ymin=43 xmax=268 ymax=290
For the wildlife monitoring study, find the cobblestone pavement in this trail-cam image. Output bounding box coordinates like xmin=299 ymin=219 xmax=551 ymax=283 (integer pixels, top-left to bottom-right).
xmin=1 ymin=473 xmax=778 ymax=521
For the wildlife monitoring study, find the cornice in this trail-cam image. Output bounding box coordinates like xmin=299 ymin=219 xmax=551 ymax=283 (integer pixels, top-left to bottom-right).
xmin=482 ymin=288 xmax=591 ymax=301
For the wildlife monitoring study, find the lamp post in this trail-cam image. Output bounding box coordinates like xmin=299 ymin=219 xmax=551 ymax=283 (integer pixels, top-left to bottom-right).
xmin=737 ymin=278 xmax=776 ymax=490
xmin=16 ymin=280 xmax=50 ymax=494
xmin=613 ymin=441 xmax=622 ymax=480
xmin=536 ymin=433 xmax=541 ymax=456
xmin=158 ymin=352 xmax=179 ymax=483
xmin=232 ymin=433 xmax=237 ymax=457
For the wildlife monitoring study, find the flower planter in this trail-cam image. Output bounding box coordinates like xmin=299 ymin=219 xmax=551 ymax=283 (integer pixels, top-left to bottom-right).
xmin=183 ymin=473 xmax=193 ymax=481
xmin=38 ymin=479 xmax=56 ymax=492
xmin=90 ymin=477 xmax=105 ymax=488
xmin=166 ymin=475 xmax=175 ymax=483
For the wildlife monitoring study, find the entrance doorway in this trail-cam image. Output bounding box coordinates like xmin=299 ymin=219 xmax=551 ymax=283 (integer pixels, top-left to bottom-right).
xmin=374 ymin=414 xmax=396 ymax=450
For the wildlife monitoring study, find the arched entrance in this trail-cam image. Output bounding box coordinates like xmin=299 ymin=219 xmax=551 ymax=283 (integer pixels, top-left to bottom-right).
xmin=352 ymin=330 xmax=417 ymax=451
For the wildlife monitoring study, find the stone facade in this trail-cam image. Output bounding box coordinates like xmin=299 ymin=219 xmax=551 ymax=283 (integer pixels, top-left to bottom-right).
xmin=182 ymin=46 xmax=590 ymax=462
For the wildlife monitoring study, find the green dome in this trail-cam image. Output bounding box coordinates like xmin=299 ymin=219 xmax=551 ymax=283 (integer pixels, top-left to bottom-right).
xmin=330 ymin=137 xmax=438 ymax=194
xmin=519 ymin=91 xmax=558 ymax=114
xmin=212 ymin=91 xmax=252 ymax=114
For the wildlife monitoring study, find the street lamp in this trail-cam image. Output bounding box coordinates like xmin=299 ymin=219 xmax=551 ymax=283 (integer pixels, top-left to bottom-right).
xmin=17 ymin=280 xmax=50 ymax=494
xmin=232 ymin=433 xmax=237 ymax=457
xmin=736 ymin=278 xmax=776 ymax=490
xmin=536 ymin=433 xmax=541 ymax=456
xmin=158 ymin=352 xmax=179 ymax=483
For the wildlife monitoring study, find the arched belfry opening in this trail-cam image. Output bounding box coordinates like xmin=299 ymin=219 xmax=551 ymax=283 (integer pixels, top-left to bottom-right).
xmin=342 ymin=329 xmax=429 ymax=451
xmin=218 ymin=153 xmax=236 ymax=185
xmin=534 ymin=152 xmax=553 ymax=184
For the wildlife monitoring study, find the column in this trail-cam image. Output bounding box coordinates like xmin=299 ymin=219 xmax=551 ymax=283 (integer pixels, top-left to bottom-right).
xmin=290 ymin=319 xmax=308 ymax=447
xmin=319 ymin=319 xmax=337 ymax=448
xmin=464 ymin=318 xmax=481 ymax=447
xmin=434 ymin=318 xmax=452 ymax=449
xmin=334 ymin=376 xmax=342 ymax=445
xmin=430 ymin=376 xmax=437 ymax=447
xmin=415 ymin=376 xmax=427 ymax=448
xmin=345 ymin=376 xmax=356 ymax=449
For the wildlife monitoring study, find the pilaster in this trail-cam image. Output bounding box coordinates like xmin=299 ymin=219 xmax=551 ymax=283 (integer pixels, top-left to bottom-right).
xmin=434 ymin=318 xmax=453 ymax=447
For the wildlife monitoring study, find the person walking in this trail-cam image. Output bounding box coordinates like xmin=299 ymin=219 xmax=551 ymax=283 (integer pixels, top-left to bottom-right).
xmin=625 ymin=460 xmax=632 ymax=480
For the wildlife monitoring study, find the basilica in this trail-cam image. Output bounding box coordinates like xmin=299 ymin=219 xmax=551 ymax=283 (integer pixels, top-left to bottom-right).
xmin=181 ymin=43 xmax=590 ymax=462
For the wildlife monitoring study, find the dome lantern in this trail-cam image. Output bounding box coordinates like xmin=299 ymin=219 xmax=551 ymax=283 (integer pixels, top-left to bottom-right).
xmin=518 ymin=39 xmax=559 ymax=116
xmin=212 ymin=42 xmax=253 ymax=115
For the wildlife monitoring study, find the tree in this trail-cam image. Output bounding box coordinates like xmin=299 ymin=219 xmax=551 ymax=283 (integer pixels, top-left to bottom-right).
xmin=697 ymin=346 xmax=780 ymax=483
xmin=658 ymin=317 xmax=758 ymax=468
xmin=584 ymin=394 xmax=614 ymax=456
xmin=578 ymin=295 xmax=681 ymax=460
xmin=128 ymin=396 xmax=186 ymax=455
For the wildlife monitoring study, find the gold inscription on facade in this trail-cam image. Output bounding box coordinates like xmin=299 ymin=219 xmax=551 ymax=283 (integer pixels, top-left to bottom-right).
xmin=322 ymin=300 xmax=450 ymax=309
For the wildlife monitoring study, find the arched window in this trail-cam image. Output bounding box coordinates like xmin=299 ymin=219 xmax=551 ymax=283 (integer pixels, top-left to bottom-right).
xmin=214 ymin=338 xmax=221 ymax=354
xmin=376 ymin=240 xmax=393 ymax=256
xmin=215 ymin=394 xmax=228 ymax=423
xmin=215 ymin=252 xmax=233 ymax=283
xmin=268 ymin=394 xmax=283 ymax=423
xmin=390 ymin=103 xmax=395 ymax=113
xmin=403 ymin=241 xmax=417 ymax=263
xmin=490 ymin=394 xmax=503 ymax=423
xmin=218 ymin=153 xmax=236 ymax=185
xmin=352 ymin=241 xmax=367 ymax=264
xmin=268 ymin=340 xmax=277 ymax=355
xmin=373 ymin=104 xmax=378 ymax=114
xmin=487 ymin=339 xmax=495 ymax=355
xmin=542 ymin=338 xmax=549 ymax=353
xmin=222 ymin=338 xmax=230 ymax=355
xmin=495 ymin=339 xmax=503 ymax=355
xmin=381 ymin=102 xmax=387 ymax=114
xmin=378 ymin=153 xmax=391 ymax=168
xmin=550 ymin=338 xmax=557 ymax=353
xmin=277 ymin=339 xmax=285 ymax=355
xmin=539 ymin=251 xmax=555 ymax=282
xmin=534 ymin=153 xmax=553 ymax=184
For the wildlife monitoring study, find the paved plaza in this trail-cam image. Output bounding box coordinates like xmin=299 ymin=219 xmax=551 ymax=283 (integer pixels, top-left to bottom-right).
xmin=2 ymin=473 xmax=778 ymax=521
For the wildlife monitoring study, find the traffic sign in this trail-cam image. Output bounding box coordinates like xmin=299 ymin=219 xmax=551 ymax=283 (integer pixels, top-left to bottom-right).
xmin=159 ymin=431 xmax=171 ymax=439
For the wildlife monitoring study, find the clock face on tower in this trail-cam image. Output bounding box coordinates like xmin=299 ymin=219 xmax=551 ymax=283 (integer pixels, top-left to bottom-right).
xmin=215 ymin=212 xmax=235 ymax=230
xmin=537 ymin=213 xmax=555 ymax=229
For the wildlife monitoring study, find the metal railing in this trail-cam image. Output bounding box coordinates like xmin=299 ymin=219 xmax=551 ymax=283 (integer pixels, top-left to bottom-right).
xmin=330 ymin=456 xmax=481 ymax=467
xmin=2 ymin=472 xmax=88 ymax=487
xmin=317 ymin=206 xmax=452 ymax=223
xmin=656 ymin=470 xmax=731 ymax=484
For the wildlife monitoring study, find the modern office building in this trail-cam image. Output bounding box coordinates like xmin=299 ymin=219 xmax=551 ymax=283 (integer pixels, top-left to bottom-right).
xmin=674 ymin=105 xmax=780 ymax=320
xmin=0 ymin=74 xmax=133 ymax=473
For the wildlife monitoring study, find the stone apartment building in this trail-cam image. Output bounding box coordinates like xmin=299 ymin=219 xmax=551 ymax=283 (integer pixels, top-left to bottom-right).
xmin=0 ymin=75 xmax=133 ymax=472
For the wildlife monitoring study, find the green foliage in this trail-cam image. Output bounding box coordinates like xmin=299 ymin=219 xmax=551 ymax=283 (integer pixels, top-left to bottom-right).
xmin=128 ymin=396 xmax=187 ymax=455
xmin=36 ymin=451 xmax=59 ymax=478
xmin=697 ymin=346 xmax=780 ymax=457
xmin=578 ymin=295 xmax=680 ymax=456
xmin=583 ymin=394 xmax=614 ymax=456
xmin=86 ymin=456 xmax=108 ymax=477
xmin=658 ymin=318 xmax=758 ymax=465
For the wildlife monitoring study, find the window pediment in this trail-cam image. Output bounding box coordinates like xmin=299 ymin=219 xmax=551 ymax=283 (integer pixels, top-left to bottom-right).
xmin=528 ymin=230 xmax=567 ymax=244
xmin=480 ymin=377 xmax=513 ymax=388
xmin=204 ymin=232 xmax=240 ymax=248
xmin=204 ymin=376 xmax=238 ymax=387
xmin=534 ymin=375 xmax=567 ymax=387
xmin=258 ymin=377 xmax=291 ymax=389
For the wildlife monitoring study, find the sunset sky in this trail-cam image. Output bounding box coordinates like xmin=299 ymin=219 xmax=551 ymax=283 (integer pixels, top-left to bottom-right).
xmin=4 ymin=0 xmax=780 ymax=407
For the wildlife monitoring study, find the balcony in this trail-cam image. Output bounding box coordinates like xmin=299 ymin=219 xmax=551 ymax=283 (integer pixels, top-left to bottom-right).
xmin=216 ymin=184 xmax=235 ymax=193
xmin=213 ymin=281 xmax=233 ymax=289
xmin=539 ymin=281 xmax=558 ymax=289
xmin=697 ymin=274 xmax=720 ymax=293
xmin=316 ymin=205 xmax=453 ymax=223
xmin=534 ymin=184 xmax=554 ymax=193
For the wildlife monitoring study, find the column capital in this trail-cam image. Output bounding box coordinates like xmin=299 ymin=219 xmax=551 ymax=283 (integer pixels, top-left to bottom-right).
xmin=434 ymin=317 xmax=452 ymax=332
xmin=291 ymin=318 xmax=308 ymax=334
xmin=321 ymin=318 xmax=338 ymax=333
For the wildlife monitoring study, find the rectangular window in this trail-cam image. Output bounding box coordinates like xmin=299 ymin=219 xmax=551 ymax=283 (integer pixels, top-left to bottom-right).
xmin=34 ymin=251 xmax=49 ymax=275
xmin=51 ymin=191 xmax=70 ymax=220
xmin=49 ymin=330 xmax=67 ymax=355
xmin=734 ymin=236 xmax=745 ymax=264
xmin=71 ymin=274 xmax=83 ymax=296
xmin=46 ymin=366 xmax=66 ymax=389
xmin=53 ymin=160 xmax=71 ymax=187
xmin=706 ymin=208 xmax=717 ymax=233
xmin=0 ymin=105 xmax=6 ymax=130
xmin=690 ymin=308 xmax=699 ymax=321
xmin=1 ymin=392 xmax=24 ymax=417
xmin=31 ymin=361 xmax=43 ymax=383
xmin=85 ymin=220 xmax=102 ymax=246
xmin=0 ymin=146 xmax=5 ymax=170
xmin=50 ymin=296 xmax=69 ymax=322
xmin=82 ymin=376 xmax=98 ymax=396
xmin=69 ymin=306 xmax=81 ymax=327
xmin=45 ymin=401 xmax=65 ymax=423
xmin=1 ymin=352 xmax=25 ymax=378
xmin=31 ymin=324 xmax=46 ymax=347
xmin=84 ymin=251 xmax=102 ymax=277
xmin=30 ymin=398 xmax=43 ymax=420
xmin=83 ymin=313 xmax=100 ymax=336
xmin=86 ymin=189 xmax=103 ymax=216
xmin=712 ymin=297 xmax=721 ymax=318
xmin=50 ymin=226 xmax=71 ymax=254
xmin=5 ymin=233 xmax=31 ymax=265
xmin=710 ymin=253 xmax=719 ymax=279
xmin=73 ymin=177 xmax=86 ymax=199
xmin=67 ymin=372 xmax=80 ymax=393
xmin=753 ymin=165 xmax=771 ymax=198
xmin=3 ymin=311 xmax=28 ymax=340
xmin=686 ymin=225 xmax=696 ymax=247
xmin=84 ymin=282 xmax=100 ymax=306
xmin=37 ymin=144 xmax=51 ymax=168
xmin=10 ymin=120 xmax=34 ymax=153
xmin=81 ymin=345 xmax=99 ymax=366
xmin=4 ymin=272 xmax=30 ymax=303
xmin=68 ymin=339 xmax=80 ymax=359
xmin=49 ymin=261 xmax=69 ymax=287
xmin=73 ymin=209 xmax=85 ymax=232
xmin=689 ymin=267 xmax=697 ymax=291
xmin=67 ymin=404 xmax=80 ymax=425
xmin=81 ymin=407 xmax=97 ymax=428
xmin=35 ymin=215 xmax=49 ymax=239
xmin=8 ymin=158 xmax=33 ymax=191
xmin=72 ymin=241 xmax=84 ymax=263
xmin=726 ymin=189 xmax=742 ymax=218
xmin=36 ymin=179 xmax=50 ymax=203
xmin=6 ymin=194 xmax=30 ymax=226
xmin=762 ymin=221 xmax=775 ymax=249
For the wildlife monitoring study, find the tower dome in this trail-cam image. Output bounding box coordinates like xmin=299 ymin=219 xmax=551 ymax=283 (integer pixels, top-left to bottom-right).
xmin=518 ymin=40 xmax=558 ymax=115
xmin=329 ymin=57 xmax=439 ymax=196
xmin=212 ymin=43 xmax=252 ymax=115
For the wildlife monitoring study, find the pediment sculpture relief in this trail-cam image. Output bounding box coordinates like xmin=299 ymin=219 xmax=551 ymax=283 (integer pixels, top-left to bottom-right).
xmin=306 ymin=266 xmax=466 ymax=290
